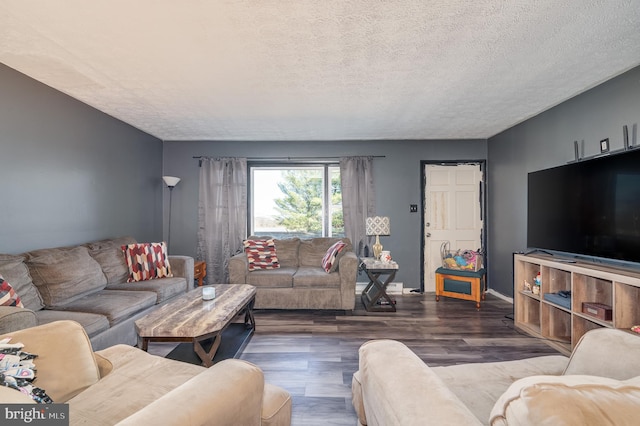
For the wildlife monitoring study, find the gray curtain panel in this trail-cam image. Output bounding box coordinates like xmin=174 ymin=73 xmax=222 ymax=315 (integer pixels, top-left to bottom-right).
xmin=339 ymin=156 xmax=375 ymax=257
xmin=197 ymin=157 xmax=247 ymax=284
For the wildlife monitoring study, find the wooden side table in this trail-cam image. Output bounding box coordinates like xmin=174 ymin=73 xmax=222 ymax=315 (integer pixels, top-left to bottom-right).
xmin=359 ymin=258 xmax=399 ymax=312
xmin=435 ymin=267 xmax=486 ymax=309
xmin=194 ymin=261 xmax=207 ymax=287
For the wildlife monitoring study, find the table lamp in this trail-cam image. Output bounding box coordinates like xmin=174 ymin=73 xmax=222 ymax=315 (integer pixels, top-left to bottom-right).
xmin=366 ymin=216 xmax=390 ymax=260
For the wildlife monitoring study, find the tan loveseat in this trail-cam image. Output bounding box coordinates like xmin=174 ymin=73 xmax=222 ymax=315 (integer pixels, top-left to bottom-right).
xmin=352 ymin=328 xmax=640 ymax=425
xmin=0 ymin=320 xmax=291 ymax=426
xmin=228 ymin=237 xmax=357 ymax=310
xmin=0 ymin=236 xmax=193 ymax=350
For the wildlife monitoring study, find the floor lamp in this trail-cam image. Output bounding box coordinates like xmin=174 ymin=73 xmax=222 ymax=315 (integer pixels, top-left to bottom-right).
xmin=162 ymin=176 xmax=181 ymax=253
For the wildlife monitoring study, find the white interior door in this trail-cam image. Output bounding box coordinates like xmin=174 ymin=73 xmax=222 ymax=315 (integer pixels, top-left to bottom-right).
xmin=423 ymin=164 xmax=483 ymax=292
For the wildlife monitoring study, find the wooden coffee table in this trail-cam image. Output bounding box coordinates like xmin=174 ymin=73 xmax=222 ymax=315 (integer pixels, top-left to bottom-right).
xmin=135 ymin=284 xmax=256 ymax=367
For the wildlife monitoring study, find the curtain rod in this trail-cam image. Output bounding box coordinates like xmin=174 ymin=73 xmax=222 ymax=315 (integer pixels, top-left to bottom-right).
xmin=192 ymin=155 xmax=385 ymax=161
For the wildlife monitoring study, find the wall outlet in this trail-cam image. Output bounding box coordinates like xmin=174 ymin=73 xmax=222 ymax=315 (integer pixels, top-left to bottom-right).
xmin=410 ymin=204 xmax=418 ymax=213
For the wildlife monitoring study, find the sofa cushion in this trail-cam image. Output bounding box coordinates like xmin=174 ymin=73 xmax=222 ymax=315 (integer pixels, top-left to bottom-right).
xmin=26 ymin=246 xmax=107 ymax=308
xmin=106 ymin=276 xmax=187 ymax=304
xmin=0 ymin=320 xmax=101 ymax=403
xmin=0 ymin=385 xmax=36 ymax=404
xmin=293 ymin=266 xmax=341 ymax=288
xmin=299 ymin=238 xmax=352 ymax=267
xmin=244 ymin=239 xmax=280 ymax=271
xmin=70 ymin=344 xmax=206 ymax=425
xmin=0 ymin=275 xmax=23 ymax=307
xmin=490 ymin=375 xmax=640 ymax=426
xmin=274 ymin=238 xmax=300 ymax=268
xmin=433 ymin=355 xmax=569 ymax=423
xmin=247 ymin=267 xmax=296 ymax=288
xmin=322 ymin=240 xmax=347 ymax=273
xmin=122 ymin=242 xmax=173 ymax=282
xmin=86 ymin=236 xmax=136 ymax=284
xmin=0 ymin=254 xmax=44 ymax=311
xmin=35 ymin=310 xmax=110 ymax=338
xmin=52 ymin=289 xmax=156 ymax=326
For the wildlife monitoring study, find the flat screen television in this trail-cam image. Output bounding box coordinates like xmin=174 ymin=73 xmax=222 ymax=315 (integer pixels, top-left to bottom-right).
xmin=527 ymin=148 xmax=640 ymax=264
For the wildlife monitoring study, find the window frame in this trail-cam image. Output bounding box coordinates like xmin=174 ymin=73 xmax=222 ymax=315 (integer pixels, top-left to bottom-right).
xmin=247 ymin=161 xmax=341 ymax=238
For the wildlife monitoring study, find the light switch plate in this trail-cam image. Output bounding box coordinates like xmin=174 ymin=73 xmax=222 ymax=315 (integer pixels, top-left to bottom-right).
xmin=600 ymin=138 xmax=610 ymax=153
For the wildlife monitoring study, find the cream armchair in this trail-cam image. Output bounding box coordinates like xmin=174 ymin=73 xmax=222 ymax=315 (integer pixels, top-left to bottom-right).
xmin=352 ymin=328 xmax=640 ymax=425
xmin=0 ymin=321 xmax=291 ymax=426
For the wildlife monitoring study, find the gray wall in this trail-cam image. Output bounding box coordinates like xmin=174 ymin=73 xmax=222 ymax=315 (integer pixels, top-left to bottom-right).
xmin=0 ymin=64 xmax=164 ymax=254
xmin=488 ymin=65 xmax=640 ymax=297
xmin=163 ymin=139 xmax=487 ymax=288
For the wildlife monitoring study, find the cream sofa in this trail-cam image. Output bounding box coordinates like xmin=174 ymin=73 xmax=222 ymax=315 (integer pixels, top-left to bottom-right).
xmin=0 ymin=320 xmax=292 ymax=426
xmin=228 ymin=237 xmax=358 ymax=310
xmin=0 ymin=236 xmax=193 ymax=350
xmin=352 ymin=328 xmax=640 ymax=425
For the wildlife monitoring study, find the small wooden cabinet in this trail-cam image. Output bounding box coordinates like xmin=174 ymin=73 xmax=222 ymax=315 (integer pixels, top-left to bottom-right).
xmin=514 ymin=254 xmax=640 ymax=355
xmin=194 ymin=260 xmax=207 ymax=287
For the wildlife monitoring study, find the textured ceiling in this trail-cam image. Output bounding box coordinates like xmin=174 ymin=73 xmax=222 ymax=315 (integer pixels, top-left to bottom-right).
xmin=1 ymin=1 xmax=639 ymax=141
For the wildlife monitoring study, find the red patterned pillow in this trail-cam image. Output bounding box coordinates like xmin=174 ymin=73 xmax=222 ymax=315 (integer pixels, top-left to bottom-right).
xmin=0 ymin=274 xmax=24 ymax=307
xmin=322 ymin=240 xmax=347 ymax=273
xmin=121 ymin=242 xmax=173 ymax=282
xmin=244 ymin=239 xmax=280 ymax=271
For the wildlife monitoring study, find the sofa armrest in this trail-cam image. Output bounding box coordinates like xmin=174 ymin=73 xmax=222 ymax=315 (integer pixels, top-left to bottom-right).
xmin=564 ymin=327 xmax=640 ymax=380
xmin=490 ymin=374 xmax=640 ymax=426
xmin=338 ymin=251 xmax=358 ymax=310
xmin=0 ymin=306 xmax=37 ymax=334
xmin=115 ymin=359 xmax=267 ymax=426
xmin=228 ymin=253 xmax=249 ymax=284
xmin=357 ymin=339 xmax=482 ymax=426
xmin=168 ymin=255 xmax=194 ymax=285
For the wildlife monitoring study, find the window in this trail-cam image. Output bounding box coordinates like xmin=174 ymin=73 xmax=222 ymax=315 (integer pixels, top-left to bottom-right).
xmin=249 ymin=164 xmax=343 ymax=239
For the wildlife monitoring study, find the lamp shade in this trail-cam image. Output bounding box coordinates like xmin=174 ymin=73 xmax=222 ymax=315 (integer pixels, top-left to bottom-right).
xmin=162 ymin=176 xmax=181 ymax=188
xmin=366 ymin=216 xmax=390 ymax=236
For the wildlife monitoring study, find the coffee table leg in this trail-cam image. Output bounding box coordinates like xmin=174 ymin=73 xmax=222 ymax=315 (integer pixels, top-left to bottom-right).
xmin=244 ymin=299 xmax=256 ymax=330
xmin=140 ymin=337 xmax=149 ymax=352
xmin=193 ymin=334 xmax=222 ymax=368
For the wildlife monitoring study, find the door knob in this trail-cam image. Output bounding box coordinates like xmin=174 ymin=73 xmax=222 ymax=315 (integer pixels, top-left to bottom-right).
xmin=426 ymin=233 xmax=431 ymax=237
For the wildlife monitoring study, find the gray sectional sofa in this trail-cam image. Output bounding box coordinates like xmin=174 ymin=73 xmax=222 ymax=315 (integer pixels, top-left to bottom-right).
xmin=228 ymin=237 xmax=357 ymax=310
xmin=0 ymin=236 xmax=193 ymax=350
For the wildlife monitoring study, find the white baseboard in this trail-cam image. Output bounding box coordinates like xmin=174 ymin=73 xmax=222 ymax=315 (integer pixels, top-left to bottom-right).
xmin=356 ymin=281 xmax=404 ymax=295
xmin=355 ymin=284 xmax=513 ymax=301
xmin=487 ymin=288 xmax=513 ymax=303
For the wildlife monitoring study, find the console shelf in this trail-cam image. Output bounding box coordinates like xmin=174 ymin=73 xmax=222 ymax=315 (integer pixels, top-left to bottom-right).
xmin=514 ymin=254 xmax=640 ymax=355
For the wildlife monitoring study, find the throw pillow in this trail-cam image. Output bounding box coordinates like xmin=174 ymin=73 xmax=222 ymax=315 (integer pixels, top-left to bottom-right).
xmin=122 ymin=242 xmax=173 ymax=282
xmin=0 ymin=341 xmax=53 ymax=403
xmin=0 ymin=274 xmax=24 ymax=308
xmin=0 ymin=254 xmax=44 ymax=311
xmin=322 ymin=240 xmax=347 ymax=273
xmin=244 ymin=239 xmax=280 ymax=271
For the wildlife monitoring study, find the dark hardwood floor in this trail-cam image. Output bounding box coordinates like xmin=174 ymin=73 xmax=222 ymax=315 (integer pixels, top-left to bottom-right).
xmin=150 ymin=292 xmax=560 ymax=426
